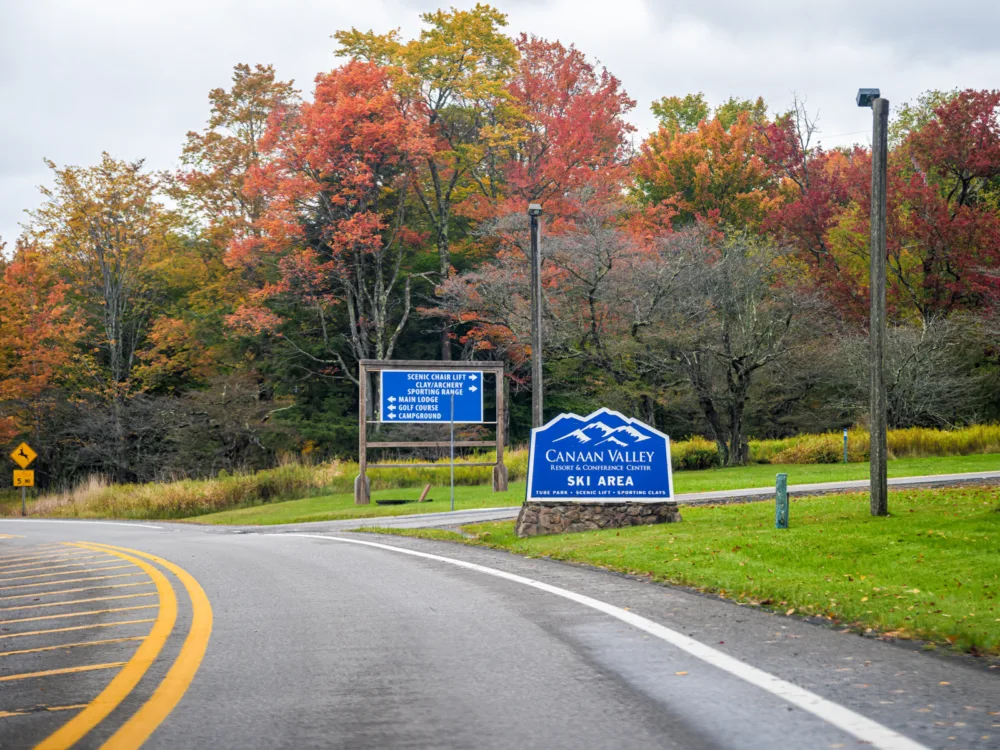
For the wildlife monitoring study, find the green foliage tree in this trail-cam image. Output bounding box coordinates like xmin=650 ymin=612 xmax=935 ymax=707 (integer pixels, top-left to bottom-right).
xmin=650 ymin=92 xmax=710 ymax=133
xmin=650 ymin=92 xmax=767 ymax=133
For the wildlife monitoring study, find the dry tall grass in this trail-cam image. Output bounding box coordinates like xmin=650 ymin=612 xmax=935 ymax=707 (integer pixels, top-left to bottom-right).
xmin=18 ymin=453 xmax=527 ymax=520
xmin=752 ymin=424 xmax=1000 ymax=465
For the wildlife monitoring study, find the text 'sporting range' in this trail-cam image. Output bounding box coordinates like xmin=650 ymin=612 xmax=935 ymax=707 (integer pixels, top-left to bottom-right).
xmin=380 ymin=371 xmax=485 ymax=423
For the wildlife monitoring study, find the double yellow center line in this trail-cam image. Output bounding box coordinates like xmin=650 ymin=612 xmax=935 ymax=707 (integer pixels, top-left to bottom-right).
xmin=33 ymin=542 xmax=213 ymax=750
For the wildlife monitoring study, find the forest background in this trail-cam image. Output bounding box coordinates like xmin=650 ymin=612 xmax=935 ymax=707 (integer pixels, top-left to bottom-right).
xmin=3 ymin=4 xmax=1000 ymax=488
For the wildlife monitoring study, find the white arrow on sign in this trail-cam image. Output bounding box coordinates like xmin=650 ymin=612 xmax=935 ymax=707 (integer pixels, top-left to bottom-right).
xmin=469 ymin=386 xmax=478 ymax=392
xmin=469 ymin=374 xmax=477 ymax=380
xmin=388 ymin=404 xmax=396 ymax=410
xmin=387 ymin=413 xmax=397 ymax=419
xmin=388 ymin=396 xmax=396 ymax=402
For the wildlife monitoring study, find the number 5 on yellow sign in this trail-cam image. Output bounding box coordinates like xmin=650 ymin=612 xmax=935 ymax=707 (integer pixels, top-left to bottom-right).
xmin=13 ymin=470 xmax=34 ymax=487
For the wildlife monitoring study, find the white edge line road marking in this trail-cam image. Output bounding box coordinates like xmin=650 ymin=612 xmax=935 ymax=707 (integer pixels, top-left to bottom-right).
xmin=276 ymin=533 xmax=930 ymax=750
xmin=0 ymin=520 xmax=162 ymax=530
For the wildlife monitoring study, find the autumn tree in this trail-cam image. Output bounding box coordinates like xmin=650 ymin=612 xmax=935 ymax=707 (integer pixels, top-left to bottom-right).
xmin=0 ymin=246 xmax=87 ymax=450
xmin=174 ymin=63 xmax=299 ymax=245
xmin=138 ymin=65 xmax=302 ymax=393
xmin=28 ymin=154 xmax=175 ymax=403
xmin=437 ymin=188 xmax=647 ymax=365
xmin=635 ymin=99 xmax=780 ymax=228
xmin=336 ymin=4 xmax=522 ymax=358
xmin=650 ymin=92 xmax=710 ymax=134
xmin=438 ymin=36 xmax=635 ymax=389
xmin=228 ymin=61 xmax=429 ymax=390
xmin=639 ymin=228 xmax=826 ymax=465
xmin=889 ymin=89 xmax=959 ymax=148
xmin=905 ymin=89 xmax=1000 ymax=210
xmin=131 ymin=234 xmax=232 ymax=393
xmin=437 ymin=189 xmax=679 ymax=421
xmin=766 ymin=90 xmax=1000 ymax=324
xmin=650 ymin=92 xmax=766 ymax=134
xmin=499 ymin=34 xmax=635 ymax=210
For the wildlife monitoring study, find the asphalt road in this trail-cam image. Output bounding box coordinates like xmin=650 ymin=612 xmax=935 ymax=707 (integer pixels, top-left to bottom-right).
xmin=0 ymin=519 xmax=997 ymax=749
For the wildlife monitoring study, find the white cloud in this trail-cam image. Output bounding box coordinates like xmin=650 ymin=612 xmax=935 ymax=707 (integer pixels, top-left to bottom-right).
xmin=3 ymin=0 xmax=999 ymax=246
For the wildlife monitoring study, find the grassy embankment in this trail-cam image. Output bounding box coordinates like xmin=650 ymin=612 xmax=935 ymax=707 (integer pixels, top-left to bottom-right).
xmin=191 ymin=453 xmax=998 ymax=525
xmin=6 ymin=424 xmax=999 ymax=522
xmin=368 ymin=486 xmax=1000 ymax=655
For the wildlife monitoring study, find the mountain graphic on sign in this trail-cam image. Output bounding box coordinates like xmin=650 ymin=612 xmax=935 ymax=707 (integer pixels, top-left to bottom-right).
xmin=552 ymin=421 xmax=651 ymax=447
xmin=527 ymin=407 xmax=673 ymax=501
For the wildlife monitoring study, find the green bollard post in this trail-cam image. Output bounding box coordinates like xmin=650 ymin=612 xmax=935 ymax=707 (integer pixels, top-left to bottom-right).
xmin=775 ymin=473 xmax=789 ymax=529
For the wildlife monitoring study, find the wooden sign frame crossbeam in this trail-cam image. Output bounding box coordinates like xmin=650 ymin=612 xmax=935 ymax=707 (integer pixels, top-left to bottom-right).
xmin=355 ymin=360 xmax=507 ymax=505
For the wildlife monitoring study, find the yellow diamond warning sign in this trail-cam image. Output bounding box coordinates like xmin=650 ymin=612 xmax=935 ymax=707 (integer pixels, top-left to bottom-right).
xmin=10 ymin=442 xmax=36 ymax=469
xmin=13 ymin=470 xmax=34 ymax=487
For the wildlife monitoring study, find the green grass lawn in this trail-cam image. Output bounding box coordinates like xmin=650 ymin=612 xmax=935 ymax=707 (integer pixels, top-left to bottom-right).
xmin=368 ymin=487 xmax=1000 ymax=655
xmin=669 ymin=453 xmax=1000 ymax=492
xmin=193 ymin=453 xmax=999 ymax=525
xmin=191 ymin=483 xmax=527 ymax=525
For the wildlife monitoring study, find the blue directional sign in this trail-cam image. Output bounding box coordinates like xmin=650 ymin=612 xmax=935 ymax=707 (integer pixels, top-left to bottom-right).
xmin=526 ymin=408 xmax=673 ymax=501
xmin=380 ymin=370 xmax=484 ymax=423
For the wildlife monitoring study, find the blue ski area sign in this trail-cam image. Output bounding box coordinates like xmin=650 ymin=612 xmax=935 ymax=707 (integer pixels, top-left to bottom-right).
xmin=526 ymin=408 xmax=673 ymax=501
xmin=380 ymin=370 xmax=484 ymax=423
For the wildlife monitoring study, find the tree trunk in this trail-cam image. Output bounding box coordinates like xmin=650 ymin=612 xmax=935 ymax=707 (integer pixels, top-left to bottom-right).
xmin=366 ymin=371 xmax=375 ymax=421
xmin=438 ymin=230 xmax=452 ymax=361
xmin=440 ymin=329 xmax=451 ymax=361
xmin=724 ymin=376 xmax=751 ymax=467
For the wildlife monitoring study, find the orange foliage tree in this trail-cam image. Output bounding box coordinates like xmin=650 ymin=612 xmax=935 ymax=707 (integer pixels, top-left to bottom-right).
xmin=635 ymin=107 xmax=781 ymax=228
xmin=0 ymin=246 xmax=87 ymax=446
xmin=227 ymin=61 xmax=430 ymax=385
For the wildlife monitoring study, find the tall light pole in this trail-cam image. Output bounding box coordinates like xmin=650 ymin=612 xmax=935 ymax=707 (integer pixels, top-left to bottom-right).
xmin=528 ymin=203 xmax=544 ymax=428
xmin=857 ymin=88 xmax=889 ymax=516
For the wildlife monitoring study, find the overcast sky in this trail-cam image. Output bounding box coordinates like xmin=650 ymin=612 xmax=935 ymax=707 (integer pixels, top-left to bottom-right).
xmin=3 ymin=0 xmax=999 ymax=247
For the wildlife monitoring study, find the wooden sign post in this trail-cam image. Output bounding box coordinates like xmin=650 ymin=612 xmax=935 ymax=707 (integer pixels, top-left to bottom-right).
xmin=355 ymin=360 xmax=507 ymax=505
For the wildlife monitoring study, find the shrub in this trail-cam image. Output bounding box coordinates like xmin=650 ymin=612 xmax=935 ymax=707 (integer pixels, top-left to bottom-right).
xmin=768 ymin=431 xmax=867 ymax=464
xmin=671 ymin=436 xmax=721 ymax=470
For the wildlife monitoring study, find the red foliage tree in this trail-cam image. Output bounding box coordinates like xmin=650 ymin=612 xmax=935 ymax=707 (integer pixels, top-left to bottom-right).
xmin=445 ymin=37 xmax=636 ymax=362
xmin=764 ymin=91 xmax=1000 ymax=323
xmin=501 ymin=34 xmax=635 ymax=211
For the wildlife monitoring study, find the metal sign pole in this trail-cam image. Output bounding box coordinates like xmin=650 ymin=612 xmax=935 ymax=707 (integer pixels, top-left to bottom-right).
xmin=775 ymin=473 xmax=789 ymax=529
xmin=528 ymin=204 xmax=544 ymax=429
xmin=21 ymin=486 xmax=26 ymax=517
xmin=450 ymin=394 xmax=456 ymax=512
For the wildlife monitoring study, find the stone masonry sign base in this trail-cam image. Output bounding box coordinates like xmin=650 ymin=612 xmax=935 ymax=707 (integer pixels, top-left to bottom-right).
xmin=515 ymin=500 xmax=681 ymax=538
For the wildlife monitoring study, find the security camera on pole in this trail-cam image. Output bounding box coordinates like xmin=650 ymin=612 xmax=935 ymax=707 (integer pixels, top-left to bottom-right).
xmin=857 ymin=87 xmax=889 ymax=517
xmin=528 ymin=203 xmax=544 ymax=429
